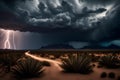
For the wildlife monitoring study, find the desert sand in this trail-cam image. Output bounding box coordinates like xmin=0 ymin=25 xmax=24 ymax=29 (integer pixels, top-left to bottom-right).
xmin=0 ymin=52 xmax=120 ymax=80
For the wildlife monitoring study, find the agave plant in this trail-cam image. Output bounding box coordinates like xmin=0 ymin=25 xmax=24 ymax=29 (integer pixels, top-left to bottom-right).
xmin=60 ymin=54 xmax=93 ymax=74
xmin=0 ymin=53 xmax=19 ymax=72
xmin=99 ymin=55 xmax=120 ymax=68
xmin=12 ymin=57 xmax=44 ymax=78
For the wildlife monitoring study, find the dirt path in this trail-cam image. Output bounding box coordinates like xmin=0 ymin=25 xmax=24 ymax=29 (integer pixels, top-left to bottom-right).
xmin=25 ymin=52 xmax=120 ymax=80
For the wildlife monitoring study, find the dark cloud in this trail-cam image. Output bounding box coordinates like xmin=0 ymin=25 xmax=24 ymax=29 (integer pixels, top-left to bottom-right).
xmin=81 ymin=0 xmax=118 ymax=4
xmin=0 ymin=0 xmax=120 ymax=44
xmin=0 ymin=0 xmax=16 ymax=6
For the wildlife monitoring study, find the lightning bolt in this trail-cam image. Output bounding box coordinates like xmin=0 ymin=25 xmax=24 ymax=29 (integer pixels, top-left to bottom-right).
xmin=0 ymin=29 xmax=16 ymax=49
xmin=4 ymin=30 xmax=11 ymax=49
xmin=12 ymin=31 xmax=16 ymax=49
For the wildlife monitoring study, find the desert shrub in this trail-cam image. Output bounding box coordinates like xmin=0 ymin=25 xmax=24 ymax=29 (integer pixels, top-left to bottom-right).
xmin=54 ymin=53 xmax=61 ymax=58
xmin=90 ymin=54 xmax=100 ymax=62
xmin=117 ymin=76 xmax=120 ymax=80
xmin=92 ymin=64 xmax=96 ymax=67
xmin=100 ymin=72 xmax=107 ymax=78
xmin=0 ymin=53 xmax=19 ymax=72
xmin=0 ymin=64 xmax=3 ymax=73
xmin=108 ymin=72 xmax=115 ymax=79
xmin=60 ymin=54 xmax=93 ymax=74
xmin=42 ymin=61 xmax=51 ymax=66
xmin=99 ymin=55 xmax=120 ymax=68
xmin=12 ymin=57 xmax=44 ymax=78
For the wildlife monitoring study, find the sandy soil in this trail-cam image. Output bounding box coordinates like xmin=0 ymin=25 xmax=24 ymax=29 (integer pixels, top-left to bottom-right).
xmin=0 ymin=53 xmax=120 ymax=80
xmin=27 ymin=64 xmax=120 ymax=80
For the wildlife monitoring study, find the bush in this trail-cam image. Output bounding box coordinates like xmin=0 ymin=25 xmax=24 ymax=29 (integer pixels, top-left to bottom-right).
xmin=54 ymin=53 xmax=61 ymax=58
xmin=99 ymin=55 xmax=120 ymax=68
xmin=90 ymin=54 xmax=100 ymax=62
xmin=117 ymin=76 xmax=120 ymax=80
xmin=0 ymin=53 xmax=19 ymax=72
xmin=60 ymin=54 xmax=93 ymax=74
xmin=92 ymin=64 xmax=96 ymax=67
xmin=100 ymin=72 xmax=107 ymax=78
xmin=12 ymin=57 xmax=44 ymax=78
xmin=108 ymin=72 xmax=115 ymax=79
xmin=0 ymin=64 xmax=6 ymax=77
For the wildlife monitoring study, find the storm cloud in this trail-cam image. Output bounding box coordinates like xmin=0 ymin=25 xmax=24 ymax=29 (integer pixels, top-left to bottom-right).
xmin=0 ymin=0 xmax=120 ymax=49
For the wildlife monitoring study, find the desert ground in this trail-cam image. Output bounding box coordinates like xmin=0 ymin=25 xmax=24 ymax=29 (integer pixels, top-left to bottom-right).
xmin=0 ymin=49 xmax=120 ymax=80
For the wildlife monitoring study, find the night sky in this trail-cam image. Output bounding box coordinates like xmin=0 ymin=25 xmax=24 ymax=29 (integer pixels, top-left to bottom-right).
xmin=0 ymin=0 xmax=120 ymax=49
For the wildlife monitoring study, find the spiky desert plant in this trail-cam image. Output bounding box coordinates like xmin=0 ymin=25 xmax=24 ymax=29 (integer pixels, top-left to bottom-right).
xmin=99 ymin=55 xmax=120 ymax=68
xmin=12 ymin=57 xmax=44 ymax=78
xmin=60 ymin=54 xmax=93 ymax=74
xmin=0 ymin=53 xmax=19 ymax=72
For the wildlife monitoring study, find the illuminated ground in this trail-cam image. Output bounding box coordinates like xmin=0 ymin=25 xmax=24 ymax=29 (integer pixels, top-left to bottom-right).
xmin=25 ymin=52 xmax=120 ymax=80
xmin=0 ymin=50 xmax=120 ymax=80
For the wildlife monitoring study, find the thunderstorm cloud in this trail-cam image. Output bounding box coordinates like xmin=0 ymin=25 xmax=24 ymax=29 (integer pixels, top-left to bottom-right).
xmin=0 ymin=0 xmax=120 ymax=49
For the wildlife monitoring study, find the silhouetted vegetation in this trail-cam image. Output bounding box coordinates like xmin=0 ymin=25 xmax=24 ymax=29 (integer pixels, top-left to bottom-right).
xmin=117 ymin=76 xmax=120 ymax=80
xmin=12 ymin=57 xmax=44 ymax=78
xmin=108 ymin=72 xmax=116 ymax=79
xmin=100 ymin=72 xmax=107 ymax=78
xmin=0 ymin=53 xmax=22 ymax=72
xmin=60 ymin=54 xmax=93 ymax=74
xmin=99 ymin=55 xmax=120 ymax=68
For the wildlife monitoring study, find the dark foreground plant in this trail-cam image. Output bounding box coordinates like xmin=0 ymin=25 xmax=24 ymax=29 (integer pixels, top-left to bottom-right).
xmin=100 ymin=72 xmax=107 ymax=78
xmin=117 ymin=76 xmax=120 ymax=80
xmin=60 ymin=54 xmax=93 ymax=74
xmin=0 ymin=53 xmax=19 ymax=72
xmin=108 ymin=72 xmax=115 ymax=79
xmin=99 ymin=55 xmax=120 ymax=69
xmin=12 ymin=57 xmax=44 ymax=78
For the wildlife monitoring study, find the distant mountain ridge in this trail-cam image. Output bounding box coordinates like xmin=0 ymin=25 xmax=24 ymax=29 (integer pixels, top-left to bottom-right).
xmin=41 ymin=44 xmax=74 ymax=49
xmin=40 ymin=44 xmax=120 ymax=49
xmin=82 ymin=44 xmax=120 ymax=49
